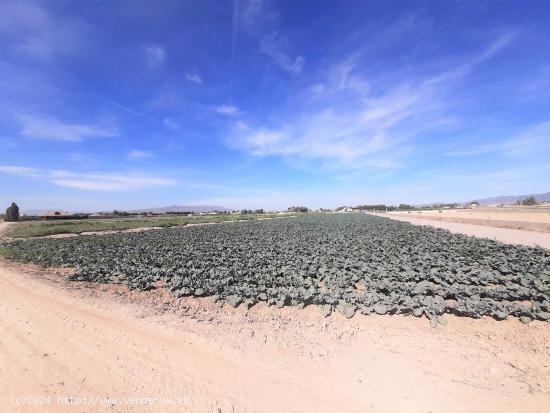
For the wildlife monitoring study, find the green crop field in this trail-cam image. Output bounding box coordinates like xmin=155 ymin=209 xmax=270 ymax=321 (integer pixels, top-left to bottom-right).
xmin=4 ymin=213 xmax=549 ymax=323
xmin=4 ymin=213 xmax=286 ymax=238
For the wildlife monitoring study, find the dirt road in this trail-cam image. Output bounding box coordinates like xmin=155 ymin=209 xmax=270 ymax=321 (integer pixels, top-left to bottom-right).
xmin=1 ymin=262 xmax=549 ymax=413
xmin=387 ymin=208 xmax=550 ymax=233
xmin=393 ymin=207 xmax=550 ymax=224
xmin=378 ymin=214 xmax=550 ymax=249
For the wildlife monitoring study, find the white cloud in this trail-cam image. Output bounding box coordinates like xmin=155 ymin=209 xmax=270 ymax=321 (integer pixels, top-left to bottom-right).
xmin=307 ymin=56 xmax=369 ymax=99
xmin=332 ymin=57 xmax=370 ymax=95
xmin=235 ymin=2 xmax=303 ymax=75
xmin=185 ymin=73 xmax=202 ymax=84
xmin=309 ymin=83 xmax=326 ymax=98
xmin=423 ymin=32 xmax=516 ymax=87
xmin=0 ymin=166 xmax=176 ymax=192
xmin=231 ymin=108 xmax=401 ymax=169
xmin=213 ymin=104 xmax=239 ymax=116
xmin=49 ymin=170 xmax=73 ymax=178
xmin=445 ymin=122 xmax=550 ymax=157
xmin=230 ymin=34 xmax=516 ymax=170
xmin=145 ymin=45 xmax=165 ymax=68
xmin=53 ymin=175 xmax=175 ymax=192
xmin=259 ymin=32 xmax=304 ymax=74
xmin=128 ymin=150 xmax=154 ymax=159
xmin=230 ymin=80 xmax=432 ymax=169
xmin=93 ymin=94 xmax=155 ymax=121
xmin=0 ymin=2 xmax=49 ymax=33
xmin=19 ymin=115 xmax=118 ymax=141
xmin=0 ymin=165 xmax=37 ymax=175
xmin=0 ymin=1 xmax=87 ymax=59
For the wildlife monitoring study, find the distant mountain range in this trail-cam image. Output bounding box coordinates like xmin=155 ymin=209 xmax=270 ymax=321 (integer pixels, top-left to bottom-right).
xmin=18 ymin=191 xmax=550 ymax=216
xmin=470 ymin=191 xmax=550 ymax=205
xmin=129 ymin=205 xmax=230 ymax=213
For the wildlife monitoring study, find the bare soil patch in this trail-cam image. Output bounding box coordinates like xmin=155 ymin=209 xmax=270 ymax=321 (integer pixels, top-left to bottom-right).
xmin=1 ymin=259 xmax=549 ymax=413
xmin=379 ymin=213 xmax=550 ymax=249
xmin=389 ymin=208 xmax=550 ymax=233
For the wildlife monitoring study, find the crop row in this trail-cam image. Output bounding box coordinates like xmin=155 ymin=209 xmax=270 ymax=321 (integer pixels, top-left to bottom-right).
xmin=4 ymin=214 xmax=549 ymax=323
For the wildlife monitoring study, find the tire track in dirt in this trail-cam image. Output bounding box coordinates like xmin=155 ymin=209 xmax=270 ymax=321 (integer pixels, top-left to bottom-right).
xmin=1 ymin=262 xmax=549 ymax=413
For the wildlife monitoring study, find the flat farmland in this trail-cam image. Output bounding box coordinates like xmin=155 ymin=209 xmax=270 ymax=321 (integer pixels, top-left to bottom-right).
xmin=392 ymin=207 xmax=550 ymax=224
xmin=388 ymin=207 xmax=550 ymax=233
xmin=4 ymin=213 xmax=549 ymax=324
xmin=2 ymin=213 xmax=550 ymax=412
xmin=2 ymin=213 xmax=284 ymax=238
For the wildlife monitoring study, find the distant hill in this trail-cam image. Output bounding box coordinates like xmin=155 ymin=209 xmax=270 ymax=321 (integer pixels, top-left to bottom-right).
xmin=471 ymin=191 xmax=550 ymax=205
xmin=130 ymin=205 xmax=230 ymax=213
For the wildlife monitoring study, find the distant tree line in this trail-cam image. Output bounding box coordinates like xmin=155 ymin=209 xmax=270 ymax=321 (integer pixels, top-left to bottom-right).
xmin=516 ymin=196 xmax=537 ymax=206
xmin=241 ymin=209 xmax=265 ymax=214
xmin=354 ymin=204 xmax=414 ymax=211
xmin=353 ymin=203 xmax=460 ymax=211
xmin=287 ymin=206 xmax=309 ymax=213
xmin=354 ymin=204 xmax=388 ymax=210
xmin=112 ymin=210 xmax=133 ymax=216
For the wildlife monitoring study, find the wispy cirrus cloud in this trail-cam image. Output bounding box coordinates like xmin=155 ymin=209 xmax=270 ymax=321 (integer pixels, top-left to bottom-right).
xmin=229 ymin=33 xmax=516 ymax=170
xmin=213 ymin=104 xmax=240 ymax=116
xmin=128 ymin=150 xmax=154 ymax=159
xmin=0 ymin=1 xmax=88 ymax=59
xmin=445 ymin=122 xmax=550 ymax=157
xmin=0 ymin=165 xmax=38 ymax=175
xmin=234 ymin=1 xmax=304 ymax=75
xmin=18 ymin=115 xmax=118 ymax=142
xmin=92 ymin=94 xmax=155 ymax=121
xmin=52 ymin=174 xmax=175 ymax=191
xmin=229 ymin=83 xmax=421 ymax=169
xmin=259 ymin=32 xmax=304 ymax=74
xmin=145 ymin=45 xmax=165 ymax=68
xmin=0 ymin=165 xmax=176 ymax=192
xmin=185 ymin=72 xmax=202 ymax=84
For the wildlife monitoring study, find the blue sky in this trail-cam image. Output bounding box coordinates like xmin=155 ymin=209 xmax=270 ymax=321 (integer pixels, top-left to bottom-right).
xmin=1 ymin=0 xmax=549 ymax=211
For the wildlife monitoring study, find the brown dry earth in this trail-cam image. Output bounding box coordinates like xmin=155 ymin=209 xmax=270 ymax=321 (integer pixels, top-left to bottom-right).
xmin=1 ymin=261 xmax=549 ymax=413
xmin=395 ymin=207 xmax=550 ymax=224
xmin=1 ymin=220 xmax=550 ymax=413
xmin=388 ymin=208 xmax=550 ymax=233
xmin=380 ymin=213 xmax=550 ymax=249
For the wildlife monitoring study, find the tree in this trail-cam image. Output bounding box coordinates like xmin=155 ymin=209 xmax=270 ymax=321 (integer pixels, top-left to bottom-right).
xmin=5 ymin=202 xmax=20 ymax=222
xmin=355 ymin=204 xmax=388 ymax=211
xmin=287 ymin=206 xmax=309 ymax=213
xmin=522 ymin=196 xmax=537 ymax=206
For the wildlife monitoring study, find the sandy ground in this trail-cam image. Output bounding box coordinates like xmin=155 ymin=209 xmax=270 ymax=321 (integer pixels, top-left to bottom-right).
xmin=378 ymin=213 xmax=550 ymax=249
xmin=387 ymin=208 xmax=550 ymax=233
xmin=1 ymin=260 xmax=549 ymax=413
xmin=393 ymin=207 xmax=550 ymax=224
